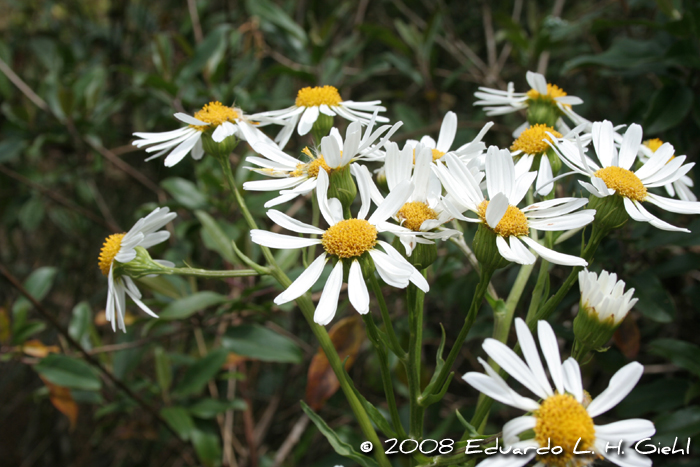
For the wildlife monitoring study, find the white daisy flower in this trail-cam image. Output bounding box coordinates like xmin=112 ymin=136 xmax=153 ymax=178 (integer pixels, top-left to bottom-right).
xmin=242 ymin=117 xmax=401 ymax=207
xmin=98 ymin=207 xmax=176 ymax=332
xmin=639 ymin=138 xmax=696 ymax=202
xmin=379 ymin=142 xmax=461 ymax=255
xmin=463 ymin=318 xmax=655 ymax=467
xmin=250 ymin=170 xmax=428 ymax=325
xmin=510 ymin=123 xmax=566 ymax=196
xmin=549 ymin=120 xmax=700 ymax=232
xmin=434 ymin=148 xmax=594 ymax=266
xmin=578 ymin=269 xmax=637 ymax=326
xmin=132 ymin=101 xmax=271 ymax=167
xmin=474 ymin=71 xmax=584 ymax=125
xmin=250 ymin=85 xmax=389 ymax=148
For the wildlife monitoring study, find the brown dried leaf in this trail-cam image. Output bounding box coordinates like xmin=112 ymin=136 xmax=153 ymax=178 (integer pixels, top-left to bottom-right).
xmin=305 ymin=315 xmax=365 ymax=411
xmin=40 ymin=376 xmax=78 ymax=430
xmin=0 ymin=307 xmax=10 ymax=344
xmin=22 ymin=339 xmax=61 ymax=358
xmin=222 ymin=352 xmax=247 ymax=369
xmin=613 ymin=314 xmax=640 ymax=359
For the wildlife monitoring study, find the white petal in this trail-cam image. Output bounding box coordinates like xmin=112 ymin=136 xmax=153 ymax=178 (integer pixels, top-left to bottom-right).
xmin=378 ymin=240 xmax=429 ymax=292
xmin=266 ymin=210 xmax=325 ymax=234
xmin=368 ymin=180 xmax=413 ymax=225
xmin=508 ymin=236 xmax=536 ymax=264
xmin=314 ymin=261 xmax=344 ymax=325
xmin=368 ymin=250 xmax=411 ymax=288
xmin=595 ymin=419 xmax=656 ymax=442
xmin=502 ymin=416 xmax=537 ymax=444
xmin=174 ymin=112 xmax=208 ymax=126
xmin=243 ymin=177 xmax=305 ymax=192
xmin=483 ymin=338 xmax=549 ymax=400
xmin=496 ymin=235 xmax=525 ymax=264
xmin=485 ymin=192 xmax=509 ymax=228
xmin=514 ymin=318 xmax=552 ymax=397
xmin=562 ymin=357 xmax=583 ymax=402
xmin=592 ymin=120 xmax=617 ymax=168
xmin=275 ymin=253 xmax=327 ymax=304
xmin=645 ymin=193 xmax=700 ymax=214
xmin=587 ymin=361 xmax=644 ymax=418
xmin=528 ymin=212 xmax=595 ymax=231
xmin=212 ymin=121 xmax=236 ymax=142
xmin=250 ymin=230 xmax=321 ymax=249
xmin=537 ymin=320 xmax=564 ymax=394
xmin=316 ymin=170 xmax=343 ymax=226
xmin=348 ymin=260 xmax=370 ymax=314
xmin=164 ymin=133 xmax=201 ymax=167
xmin=618 ymin=124 xmax=642 ymax=170
xmin=297 ymin=106 xmax=319 ymax=136
xmin=462 ymin=372 xmax=539 ymax=413
xmin=536 ymin=155 xmax=554 ymax=196
xmin=485 ymin=147 xmax=515 ymax=201
xmin=594 ymin=439 xmax=652 ymax=467
xmin=520 ymin=236 xmax=587 ymax=266
xmin=436 ymin=111 xmax=457 ymax=153
xmin=526 ymin=71 xmax=548 ymax=94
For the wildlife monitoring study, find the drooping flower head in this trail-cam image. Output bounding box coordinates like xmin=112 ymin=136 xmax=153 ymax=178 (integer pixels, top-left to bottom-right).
xmin=250 ymin=170 xmax=428 ymax=325
xmin=98 ymin=207 xmax=176 ymax=332
xmin=463 ymin=318 xmax=655 ymax=467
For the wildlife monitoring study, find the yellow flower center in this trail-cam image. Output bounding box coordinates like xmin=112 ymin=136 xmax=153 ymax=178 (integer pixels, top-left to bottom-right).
xmin=478 ymin=200 xmax=529 ymax=238
xmin=510 ymin=124 xmax=562 ymax=155
xmin=295 ymin=86 xmax=342 ymax=108
xmin=191 ymin=101 xmax=239 ymax=131
xmin=527 ymin=83 xmax=569 ymax=101
xmin=322 ymin=219 xmax=378 ymax=259
xmin=98 ymin=233 xmax=125 ymax=276
xmin=594 ymin=166 xmax=647 ymax=201
xmin=290 ymin=147 xmax=332 ymax=178
xmin=412 ymin=148 xmax=446 ymax=163
xmin=397 ymin=202 xmax=438 ymax=231
xmin=534 ymin=394 xmax=596 ymax=467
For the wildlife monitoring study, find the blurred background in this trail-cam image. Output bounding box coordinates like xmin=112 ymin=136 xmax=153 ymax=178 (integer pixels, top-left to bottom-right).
xmin=1 ymin=0 xmax=699 ymax=466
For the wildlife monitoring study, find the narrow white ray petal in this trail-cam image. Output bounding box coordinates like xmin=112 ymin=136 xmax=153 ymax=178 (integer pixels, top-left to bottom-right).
xmin=483 ymin=338 xmax=549 ymax=399
xmin=250 ymin=230 xmax=321 ymax=249
xmin=314 ymin=261 xmax=343 ymax=325
xmin=140 ymin=231 xmax=171 ymax=249
xmin=592 ymin=120 xmax=616 ymax=168
xmin=496 ymin=235 xmax=524 ymax=264
xmin=509 ymin=236 xmax=536 ymax=264
xmin=536 ymin=320 xmax=564 ymax=394
xmin=631 ymin=200 xmax=689 ymax=232
xmin=163 ymin=133 xmax=200 ymax=167
xmin=436 ymin=111 xmax=457 ymax=153
xmin=124 ymin=284 xmax=159 ymax=318
xmin=485 ymin=147 xmax=515 ymax=200
xmin=523 ymin=197 xmax=589 ymax=217
xmin=536 ymin=155 xmax=554 ymax=195
xmin=520 ymin=236 xmax=587 ymax=266
xmin=511 ymin=171 xmax=538 ymax=206
xmin=635 ymin=144 xmax=675 ymax=180
xmin=514 ymin=318 xmax=552 ymax=397
xmin=378 ymin=240 xmax=429 ymax=292
xmin=319 ymin=104 xmax=336 ymax=116
xmin=368 ymin=250 xmax=411 ymax=288
xmin=594 ymin=439 xmax=652 ymax=467
xmin=595 ymin=419 xmax=655 ymax=441
xmin=275 ymin=253 xmax=327 ymax=304
xmin=528 ymin=212 xmax=595 ymax=231
xmin=368 ymin=180 xmax=413 ymax=224
xmin=348 ymin=260 xmax=370 ymax=314
xmin=316 ymin=170 xmax=342 ymax=226
xmin=645 ymin=193 xmax=700 ymax=214
xmin=526 ymin=71 xmax=548 ymax=94
xmin=618 ymin=124 xmax=643 ymax=170
xmin=243 ymin=177 xmax=305 ymax=191
xmin=485 ymin=192 xmax=509 ymax=228
xmin=562 ymin=357 xmax=584 ymax=402
xmin=251 ymin=141 xmax=300 ymax=166
xmin=321 ymin=133 xmax=342 ymax=168
xmin=555 ymin=95 xmax=583 ymax=105
xmin=462 ymin=372 xmax=539 ymax=413
xmin=212 ymin=121 xmax=235 ymax=142
xmin=133 ymin=127 xmax=193 ymax=145
xmin=502 ymin=416 xmax=537 ymax=445
xmin=266 ymin=210 xmax=325 ymax=234
xmin=174 ymin=113 xmax=208 ymax=126
xmin=297 ymin=106 xmax=319 ymax=136
xmin=587 ymin=361 xmax=644 ymax=418
xmin=413 ymin=147 xmax=432 ymax=203
xmin=264 ymin=192 xmax=301 ymax=208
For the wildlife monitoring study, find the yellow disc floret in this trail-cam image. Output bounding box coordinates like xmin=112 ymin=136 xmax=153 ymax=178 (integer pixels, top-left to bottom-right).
xmin=511 ymin=124 xmax=562 ymax=155
xmin=412 ymin=148 xmax=446 ymax=163
xmin=191 ymin=101 xmax=240 ymax=131
xmin=290 ymin=147 xmax=332 ymax=178
xmin=478 ymin=200 xmax=529 ymax=238
xmin=527 ymin=83 xmax=569 ymax=102
xmin=397 ymin=202 xmax=438 ymax=231
xmin=98 ymin=233 xmax=125 ymax=276
xmin=534 ymin=394 xmax=596 ymax=467
xmin=322 ymin=219 xmax=378 ymax=258
xmin=594 ymin=166 xmax=647 ymax=201
xmin=295 ymin=86 xmax=342 ymax=108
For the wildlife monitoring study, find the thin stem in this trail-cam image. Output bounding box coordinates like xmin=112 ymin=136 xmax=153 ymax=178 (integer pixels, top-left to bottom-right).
xmin=368 ymin=274 xmax=407 ymax=359
xmin=407 ymin=283 xmax=425 ymax=441
xmin=169 ymin=267 xmax=263 ymax=278
xmin=361 ymin=314 xmax=408 ymax=439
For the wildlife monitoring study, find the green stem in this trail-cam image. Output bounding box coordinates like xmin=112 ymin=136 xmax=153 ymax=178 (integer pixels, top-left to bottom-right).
xmin=361 ymin=314 xmax=408 ymax=439
xmin=423 ymin=266 xmax=495 ymax=400
xmin=407 ymin=282 xmax=425 ymax=441
xmin=368 ymin=274 xmax=407 ymax=359
xmin=216 ymin=153 xmax=390 ymax=467
xmin=168 ymin=267 xmax=263 ymax=278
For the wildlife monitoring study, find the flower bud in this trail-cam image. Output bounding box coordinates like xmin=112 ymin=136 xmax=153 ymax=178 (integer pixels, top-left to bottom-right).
xmin=201 ymin=129 xmax=239 ymax=158
xmin=472 ymin=224 xmax=509 ymax=272
xmin=588 ymin=194 xmax=629 ymax=232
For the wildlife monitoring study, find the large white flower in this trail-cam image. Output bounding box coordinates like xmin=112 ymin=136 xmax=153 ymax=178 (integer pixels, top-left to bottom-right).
xmin=639 ymin=138 xmax=696 ymax=202
xmin=250 ymin=170 xmax=428 ymax=325
xmin=98 ymin=207 xmax=176 ymax=332
xmin=463 ymin=318 xmax=655 ymax=467
xmin=243 ymin=118 xmax=401 ymax=207
xmin=250 ymin=85 xmax=389 ymax=148
xmin=549 ymin=120 xmax=700 ymax=232
xmin=474 ymin=71 xmax=584 ymax=122
xmin=578 ymin=269 xmax=637 ymax=326
xmin=132 ymin=101 xmax=271 ymax=167
xmin=434 ymin=148 xmax=594 ymax=266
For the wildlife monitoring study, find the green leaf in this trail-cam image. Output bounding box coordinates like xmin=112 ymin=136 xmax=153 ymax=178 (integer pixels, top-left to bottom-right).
xmin=161 ymin=177 xmax=207 ymax=210
xmin=245 ymin=0 xmax=307 ymax=50
xmin=19 ymin=197 xmax=45 ymax=231
xmin=160 ymin=406 xmax=196 ymax=441
xmin=191 ymin=428 xmax=223 ymax=467
xmin=562 ymin=38 xmax=667 ymax=74
xmin=12 ymin=266 xmax=58 ymax=318
xmin=34 ymin=354 xmax=101 ymax=391
xmin=615 ymin=378 xmax=690 ymax=418
xmin=173 ymin=348 xmax=228 ymax=397
xmin=69 ymin=301 xmax=92 ymax=348
xmin=300 ymin=401 xmax=379 ymax=467
xmin=653 ymin=406 xmax=700 ymax=446
xmin=159 ymin=292 xmax=228 ymax=320
xmin=188 ymin=398 xmax=247 ymax=419
xmin=649 ymin=339 xmax=700 ymax=377
xmin=221 ymin=324 xmax=303 ymax=364
xmin=195 ymin=210 xmax=238 ymax=264
xmin=626 ymin=271 xmax=675 ymax=323
xmin=12 ymin=321 xmax=47 ymax=344
xmin=643 ymin=85 xmax=694 ymax=134
xmin=154 ymin=346 xmax=173 ymax=393
xmin=179 ymin=25 xmax=231 ymax=81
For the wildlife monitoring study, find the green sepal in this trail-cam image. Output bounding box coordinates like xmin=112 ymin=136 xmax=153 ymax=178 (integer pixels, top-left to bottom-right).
xmin=527 ymin=98 xmax=561 ymax=127
xmin=472 ymin=224 xmax=509 ymax=271
xmin=311 ymin=113 xmax=334 ymax=145
xmin=589 ymin=194 xmax=629 ymax=232
xmin=201 ymin=129 xmax=238 ymax=158
xmin=328 ymin=164 xmax=357 ymax=212
xmin=391 ymin=236 xmax=437 ymax=270
xmin=119 ymin=246 xmax=170 ymax=279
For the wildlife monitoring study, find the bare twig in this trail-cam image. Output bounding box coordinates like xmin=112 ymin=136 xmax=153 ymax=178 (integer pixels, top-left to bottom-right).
xmin=0 ymin=57 xmax=49 ymax=111
xmin=187 ymin=0 xmax=204 ymax=44
xmin=483 ymin=4 xmax=497 ymax=69
xmin=271 ymin=414 xmax=309 ymax=467
xmin=537 ymin=0 xmax=566 ymax=75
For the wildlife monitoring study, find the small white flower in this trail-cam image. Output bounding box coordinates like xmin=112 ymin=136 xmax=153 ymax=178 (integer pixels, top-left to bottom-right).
xmin=474 ymin=71 xmax=584 ymax=120
xmin=98 ymin=207 xmax=176 ymax=332
xmin=463 ymin=318 xmax=655 ymax=467
xmin=549 ymin=120 xmax=700 ymax=232
xmin=250 ymin=170 xmax=428 ymax=325
xmin=243 ymin=117 xmax=401 ymax=207
xmin=434 ymin=148 xmax=594 ymax=266
xmin=250 ymin=85 xmax=389 ymax=148
xmin=132 ymin=101 xmax=271 ymax=167
xmin=578 ymin=269 xmax=637 ymax=326
xmin=639 ymin=138 xmax=696 ymax=202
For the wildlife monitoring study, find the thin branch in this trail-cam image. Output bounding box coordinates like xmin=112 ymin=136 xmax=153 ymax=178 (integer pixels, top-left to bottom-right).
xmin=537 ymin=0 xmax=566 ymax=75
xmin=187 ymin=0 xmax=204 ymax=44
xmin=271 ymin=414 xmax=309 ymax=467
